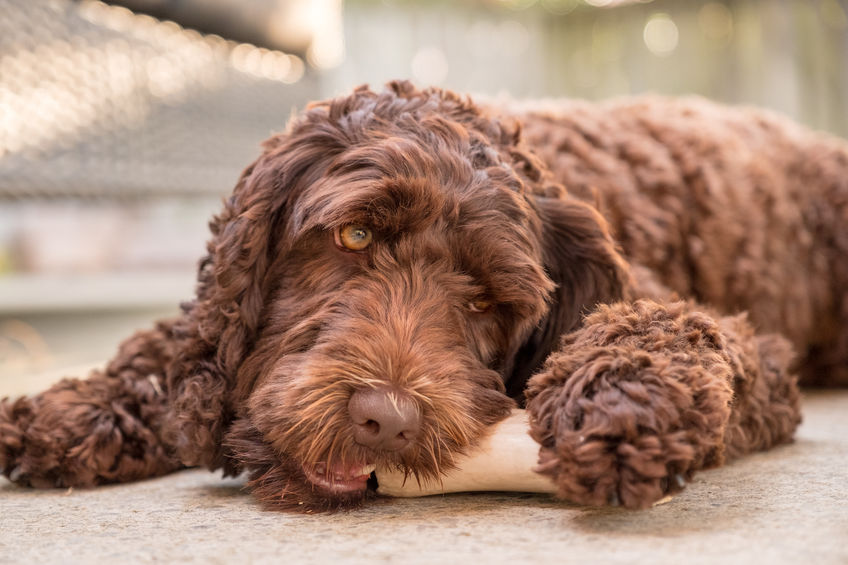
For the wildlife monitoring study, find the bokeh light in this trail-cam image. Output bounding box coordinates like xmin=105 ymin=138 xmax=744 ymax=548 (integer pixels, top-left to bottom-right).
xmin=698 ymin=2 xmax=734 ymax=46
xmin=643 ymin=13 xmax=679 ymax=56
xmin=820 ymin=0 xmax=848 ymax=30
xmin=411 ymin=46 xmax=449 ymax=85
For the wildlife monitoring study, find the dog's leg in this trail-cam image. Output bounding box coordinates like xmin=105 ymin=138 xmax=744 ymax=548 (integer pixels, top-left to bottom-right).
xmin=0 ymin=321 xmax=183 ymax=488
xmin=525 ymin=299 xmax=801 ymax=509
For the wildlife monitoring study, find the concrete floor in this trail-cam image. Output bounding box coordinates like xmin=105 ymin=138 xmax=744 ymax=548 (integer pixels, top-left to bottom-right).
xmin=1 ymin=390 xmax=846 ymax=564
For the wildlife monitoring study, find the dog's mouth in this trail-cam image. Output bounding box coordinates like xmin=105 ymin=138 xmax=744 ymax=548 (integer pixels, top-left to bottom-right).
xmin=302 ymin=461 xmax=377 ymax=494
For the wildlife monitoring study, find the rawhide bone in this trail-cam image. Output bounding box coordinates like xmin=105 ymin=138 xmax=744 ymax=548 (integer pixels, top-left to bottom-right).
xmin=375 ymin=409 xmax=675 ymax=506
xmin=375 ymin=409 xmax=556 ymax=497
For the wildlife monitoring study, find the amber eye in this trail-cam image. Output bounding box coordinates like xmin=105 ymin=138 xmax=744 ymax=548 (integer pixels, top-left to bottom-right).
xmin=336 ymin=225 xmax=373 ymax=251
xmin=468 ymin=299 xmax=493 ymax=313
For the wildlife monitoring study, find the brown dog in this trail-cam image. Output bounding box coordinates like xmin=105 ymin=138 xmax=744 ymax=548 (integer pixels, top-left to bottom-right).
xmin=2 ymin=81 xmax=846 ymax=511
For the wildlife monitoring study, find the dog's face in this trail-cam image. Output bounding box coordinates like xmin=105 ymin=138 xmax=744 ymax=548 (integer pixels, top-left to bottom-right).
xmin=181 ymin=82 xmax=626 ymax=511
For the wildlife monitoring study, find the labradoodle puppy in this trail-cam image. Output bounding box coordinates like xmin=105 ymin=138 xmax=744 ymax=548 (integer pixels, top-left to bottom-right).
xmin=2 ymin=81 xmax=846 ymax=511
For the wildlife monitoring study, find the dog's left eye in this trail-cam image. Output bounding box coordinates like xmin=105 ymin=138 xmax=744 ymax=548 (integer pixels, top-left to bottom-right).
xmin=468 ymin=299 xmax=493 ymax=313
xmin=335 ymin=225 xmax=373 ymax=251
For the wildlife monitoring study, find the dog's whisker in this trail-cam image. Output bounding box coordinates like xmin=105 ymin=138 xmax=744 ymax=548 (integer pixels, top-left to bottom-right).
xmin=427 ymin=439 xmax=443 ymax=480
xmin=295 ymin=389 xmax=350 ymax=409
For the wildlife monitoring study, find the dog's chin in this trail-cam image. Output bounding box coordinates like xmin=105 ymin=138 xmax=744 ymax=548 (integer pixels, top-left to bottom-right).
xmin=227 ymin=419 xmax=457 ymax=512
xmin=226 ymin=420 xmax=379 ymax=512
xmin=244 ymin=456 xmax=378 ymax=513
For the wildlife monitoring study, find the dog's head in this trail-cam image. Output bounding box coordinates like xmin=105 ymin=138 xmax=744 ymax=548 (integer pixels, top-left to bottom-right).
xmin=172 ymin=82 xmax=627 ymax=510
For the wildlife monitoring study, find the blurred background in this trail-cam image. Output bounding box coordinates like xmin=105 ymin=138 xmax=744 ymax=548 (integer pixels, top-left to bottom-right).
xmin=1 ymin=0 xmax=847 ymax=392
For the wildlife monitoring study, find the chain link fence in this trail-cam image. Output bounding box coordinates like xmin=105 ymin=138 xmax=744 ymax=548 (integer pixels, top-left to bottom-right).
xmin=0 ymin=0 xmax=318 ymax=200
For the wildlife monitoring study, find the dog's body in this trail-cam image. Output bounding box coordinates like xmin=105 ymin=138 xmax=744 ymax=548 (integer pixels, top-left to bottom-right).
xmin=515 ymin=97 xmax=848 ymax=388
xmin=2 ymin=82 xmax=846 ymax=511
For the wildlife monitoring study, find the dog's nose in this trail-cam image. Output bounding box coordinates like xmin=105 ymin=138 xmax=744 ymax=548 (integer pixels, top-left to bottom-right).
xmin=348 ymin=388 xmax=420 ymax=452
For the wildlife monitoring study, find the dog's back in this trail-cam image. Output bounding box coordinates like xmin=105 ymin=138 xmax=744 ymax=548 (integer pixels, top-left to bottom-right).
xmin=513 ymin=97 xmax=848 ymax=385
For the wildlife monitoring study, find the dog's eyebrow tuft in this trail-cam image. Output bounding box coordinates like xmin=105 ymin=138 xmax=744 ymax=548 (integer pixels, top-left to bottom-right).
xmin=291 ymin=135 xmax=475 ymax=238
xmin=293 ymin=173 xmax=452 ymax=238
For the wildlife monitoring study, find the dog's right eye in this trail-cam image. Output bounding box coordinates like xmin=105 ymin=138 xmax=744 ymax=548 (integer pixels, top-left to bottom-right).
xmin=335 ymin=225 xmax=373 ymax=252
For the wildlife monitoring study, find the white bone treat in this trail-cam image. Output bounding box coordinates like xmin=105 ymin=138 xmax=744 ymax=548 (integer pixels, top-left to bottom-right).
xmin=375 ymin=408 xmax=557 ymax=497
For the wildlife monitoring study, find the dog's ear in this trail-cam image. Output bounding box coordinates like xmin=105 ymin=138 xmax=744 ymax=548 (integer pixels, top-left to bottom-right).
xmin=164 ymin=126 xmax=344 ymax=470
xmin=506 ymin=195 xmax=630 ymax=399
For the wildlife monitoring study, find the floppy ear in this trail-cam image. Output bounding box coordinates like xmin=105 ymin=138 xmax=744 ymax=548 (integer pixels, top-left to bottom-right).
xmin=506 ymin=195 xmax=630 ymax=399
xmin=163 ymin=124 xmax=345 ymax=470
xmin=162 ymin=152 xmax=283 ymax=470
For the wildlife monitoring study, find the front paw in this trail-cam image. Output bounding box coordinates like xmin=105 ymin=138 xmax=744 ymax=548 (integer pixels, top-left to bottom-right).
xmin=0 ymin=395 xmax=41 ymax=486
xmin=525 ymin=301 xmax=735 ymax=509
xmin=1 ymin=375 xmax=178 ymax=488
xmin=0 ymin=393 xmax=85 ymax=488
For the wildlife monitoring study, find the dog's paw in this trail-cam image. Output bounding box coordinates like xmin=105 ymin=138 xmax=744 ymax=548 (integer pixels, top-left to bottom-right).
xmin=1 ymin=388 xmax=113 ymax=488
xmin=0 ymin=395 xmax=39 ymax=485
xmin=526 ymin=344 xmax=734 ymax=509
xmin=1 ymin=375 xmax=179 ymax=488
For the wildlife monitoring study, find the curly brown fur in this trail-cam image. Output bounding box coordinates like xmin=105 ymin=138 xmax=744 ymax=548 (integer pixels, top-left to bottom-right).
xmin=517 ymin=97 xmax=848 ymax=386
xmin=0 ymin=321 xmax=182 ymax=486
xmin=2 ymin=81 xmax=845 ymax=512
xmin=524 ymin=300 xmax=800 ymax=509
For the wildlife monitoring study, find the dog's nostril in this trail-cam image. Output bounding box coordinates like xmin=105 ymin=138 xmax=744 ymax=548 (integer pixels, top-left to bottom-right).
xmin=364 ymin=420 xmax=380 ymax=435
xmin=349 ymin=387 xmax=420 ymax=452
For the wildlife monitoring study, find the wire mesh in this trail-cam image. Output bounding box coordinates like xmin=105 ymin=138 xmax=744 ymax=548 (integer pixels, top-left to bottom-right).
xmin=0 ymin=0 xmax=319 ymax=199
